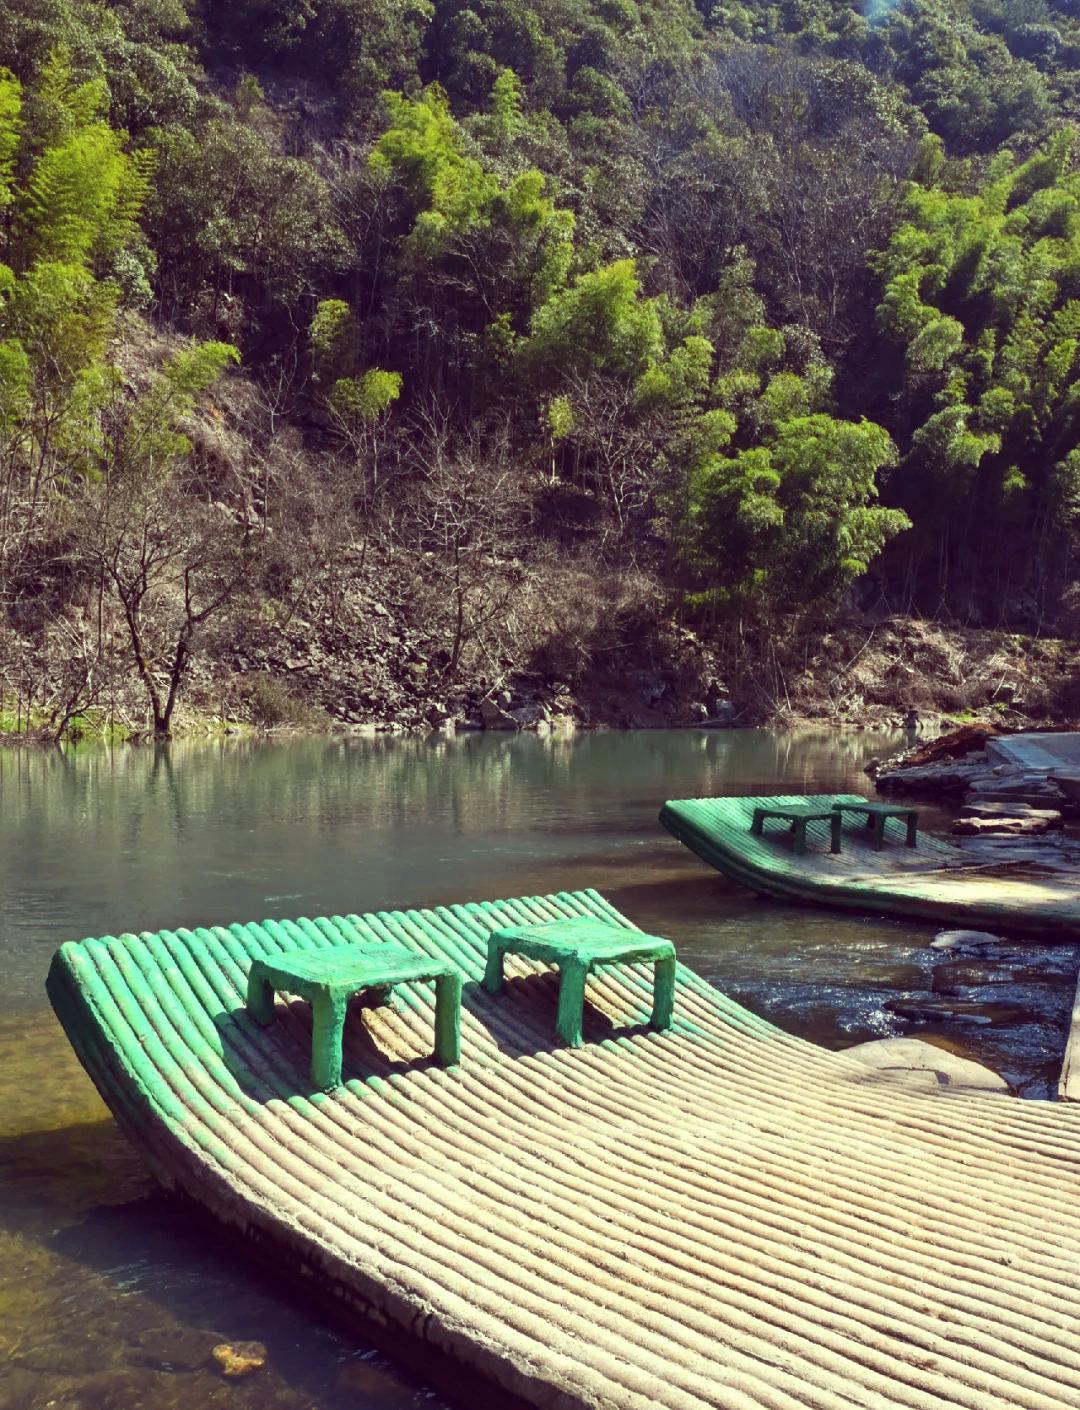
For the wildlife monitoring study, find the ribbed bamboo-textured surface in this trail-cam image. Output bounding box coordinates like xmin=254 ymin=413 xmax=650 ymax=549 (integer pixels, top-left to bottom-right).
xmin=661 ymin=793 xmax=1080 ymax=939
xmin=46 ymin=887 xmax=1080 ymax=1410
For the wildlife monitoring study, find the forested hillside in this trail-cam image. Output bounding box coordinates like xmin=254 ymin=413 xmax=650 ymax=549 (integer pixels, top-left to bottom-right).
xmin=4 ymin=0 xmax=1080 ymax=735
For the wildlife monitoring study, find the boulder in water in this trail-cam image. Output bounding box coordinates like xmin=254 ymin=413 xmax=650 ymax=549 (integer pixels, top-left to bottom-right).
xmin=930 ymin=928 xmax=1003 ymax=950
xmin=842 ymin=1037 xmax=1009 ymax=1092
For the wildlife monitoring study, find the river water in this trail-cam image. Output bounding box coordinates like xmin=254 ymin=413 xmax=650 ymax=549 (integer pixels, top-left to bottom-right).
xmin=2 ymin=728 xmax=1076 ymax=1410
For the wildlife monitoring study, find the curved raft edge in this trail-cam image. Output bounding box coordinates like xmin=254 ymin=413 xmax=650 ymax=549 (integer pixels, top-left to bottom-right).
xmin=659 ymin=793 xmax=1080 ymax=940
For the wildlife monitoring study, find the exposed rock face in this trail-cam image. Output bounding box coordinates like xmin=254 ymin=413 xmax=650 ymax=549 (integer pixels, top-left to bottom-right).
xmin=479 ymin=697 xmax=518 ymax=730
xmin=508 ymin=703 xmax=545 ymax=727
xmin=842 ymin=1037 xmax=1009 ymax=1092
xmin=702 ymin=699 xmax=739 ymax=727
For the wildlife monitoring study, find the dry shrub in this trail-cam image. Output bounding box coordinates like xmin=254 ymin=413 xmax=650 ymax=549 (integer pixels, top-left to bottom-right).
xmin=526 ymin=564 xmax=664 ymax=684
xmin=247 ymin=673 xmax=325 ymax=728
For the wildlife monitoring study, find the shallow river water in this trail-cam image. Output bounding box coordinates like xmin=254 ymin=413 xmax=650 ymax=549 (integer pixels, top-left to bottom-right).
xmin=2 ymin=728 xmax=1077 ymax=1410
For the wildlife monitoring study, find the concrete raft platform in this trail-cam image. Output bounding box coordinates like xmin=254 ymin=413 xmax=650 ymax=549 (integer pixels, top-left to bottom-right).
xmin=46 ymin=890 xmax=1080 ymax=1410
xmin=661 ymin=792 xmax=1080 ymax=941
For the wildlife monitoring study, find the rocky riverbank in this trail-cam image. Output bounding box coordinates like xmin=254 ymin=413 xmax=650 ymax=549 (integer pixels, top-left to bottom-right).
xmin=5 ymin=604 xmax=1080 ymax=742
xmin=869 ymin=723 xmax=1080 ymax=837
xmin=216 ymin=611 xmax=1080 ymax=738
xmin=862 ymin=725 xmax=1080 ymax=973
xmin=862 ymin=727 xmax=1080 ymax=1092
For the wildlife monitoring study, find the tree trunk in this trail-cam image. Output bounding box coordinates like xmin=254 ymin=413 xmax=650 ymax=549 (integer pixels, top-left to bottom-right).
xmin=158 ymin=636 xmax=190 ymax=739
xmin=117 ymin=595 xmax=170 ymax=738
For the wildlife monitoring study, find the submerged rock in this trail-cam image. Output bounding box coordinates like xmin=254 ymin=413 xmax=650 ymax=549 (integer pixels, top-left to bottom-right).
xmin=842 ymin=1037 xmax=1009 ymax=1092
xmin=211 ymin=1342 xmax=267 ymax=1378
xmin=885 ymin=995 xmax=1031 ymax=1025
xmin=885 ymin=998 xmax=995 ymax=1024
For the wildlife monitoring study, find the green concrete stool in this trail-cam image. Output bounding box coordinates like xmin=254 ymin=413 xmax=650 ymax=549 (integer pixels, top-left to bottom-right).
xmin=483 ymin=919 xmax=676 ymax=1049
xmin=247 ymin=945 xmax=462 ymax=1089
xmin=831 ymin=800 xmax=918 ymax=851
xmin=750 ymin=803 xmax=842 ymax=856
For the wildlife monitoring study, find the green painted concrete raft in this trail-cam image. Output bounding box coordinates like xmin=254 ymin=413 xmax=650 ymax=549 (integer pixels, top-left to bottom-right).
xmin=661 ymin=792 xmax=1080 ymax=939
xmin=47 ymin=888 xmax=1080 ymax=1409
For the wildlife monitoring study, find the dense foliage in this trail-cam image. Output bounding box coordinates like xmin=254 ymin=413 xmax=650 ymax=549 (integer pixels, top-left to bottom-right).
xmin=4 ymin=0 xmax=1080 ymax=731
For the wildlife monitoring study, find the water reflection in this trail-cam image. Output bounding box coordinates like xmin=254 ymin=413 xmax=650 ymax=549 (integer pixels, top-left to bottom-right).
xmin=0 ymin=726 xmax=1073 ymax=1410
xmin=0 ymin=727 xmax=901 ymax=1008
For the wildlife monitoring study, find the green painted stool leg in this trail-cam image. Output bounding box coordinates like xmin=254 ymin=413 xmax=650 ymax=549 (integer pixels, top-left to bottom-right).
xmin=793 ymin=818 xmax=807 ymax=856
xmin=555 ymin=959 xmax=589 ymax=1047
xmin=310 ymin=990 xmax=348 ymax=1089
xmin=651 ymin=954 xmax=676 ymax=1031
xmin=247 ymin=970 xmax=275 ymax=1026
xmin=482 ymin=940 xmax=506 ymax=994
xmin=871 ymin=815 xmax=885 ymax=851
xmin=906 ymin=814 xmax=918 ymax=847
xmin=830 ymin=813 xmax=842 ymax=854
xmin=434 ymin=971 xmax=462 ymax=1066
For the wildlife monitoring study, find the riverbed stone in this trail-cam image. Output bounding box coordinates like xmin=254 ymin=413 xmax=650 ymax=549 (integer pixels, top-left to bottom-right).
xmin=885 ymin=995 xmax=1031 ymax=1025
xmin=842 ymin=1037 xmax=1009 ymax=1092
xmin=211 ymin=1342 xmax=266 ymax=1377
xmin=127 ymin=1327 xmax=221 ymax=1372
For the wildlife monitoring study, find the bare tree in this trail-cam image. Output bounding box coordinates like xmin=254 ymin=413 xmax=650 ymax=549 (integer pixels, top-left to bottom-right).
xmin=402 ymin=414 xmax=532 ymax=680
xmin=78 ymin=474 xmax=258 ymax=738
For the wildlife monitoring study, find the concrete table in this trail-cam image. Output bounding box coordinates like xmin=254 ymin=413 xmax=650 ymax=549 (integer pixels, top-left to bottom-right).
xmin=750 ymin=803 xmax=843 ymax=856
xmin=483 ymin=919 xmax=676 ymax=1048
xmin=831 ymin=800 xmax=918 ymax=850
xmin=248 ymin=945 xmax=462 ymax=1088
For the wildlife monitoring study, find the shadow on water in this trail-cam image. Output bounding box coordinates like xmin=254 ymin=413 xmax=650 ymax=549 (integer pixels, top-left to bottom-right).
xmin=2 ymin=727 xmax=1079 ymax=1408
xmin=1 ymin=1152 xmax=450 ymax=1410
xmin=0 ymin=1023 xmax=450 ymax=1410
